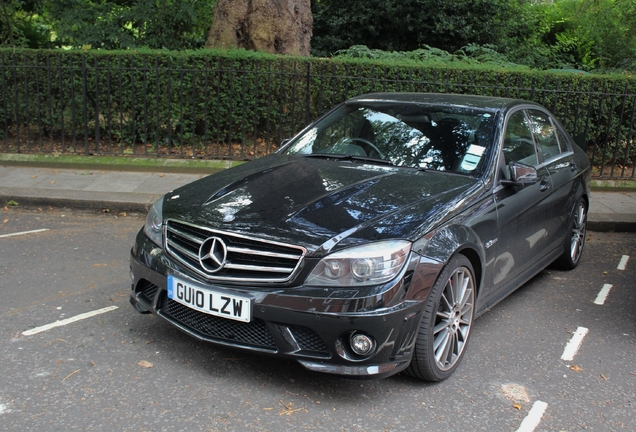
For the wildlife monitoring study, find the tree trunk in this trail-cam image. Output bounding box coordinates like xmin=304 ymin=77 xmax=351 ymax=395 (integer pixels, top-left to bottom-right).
xmin=205 ymin=0 xmax=312 ymax=56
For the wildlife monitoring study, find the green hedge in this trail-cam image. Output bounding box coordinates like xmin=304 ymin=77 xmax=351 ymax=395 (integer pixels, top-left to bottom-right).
xmin=1 ymin=48 xmax=636 ymax=176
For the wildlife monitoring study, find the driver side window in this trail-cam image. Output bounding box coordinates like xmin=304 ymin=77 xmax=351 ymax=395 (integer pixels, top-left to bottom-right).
xmin=503 ymin=110 xmax=538 ymax=173
xmin=527 ymin=109 xmax=561 ymax=160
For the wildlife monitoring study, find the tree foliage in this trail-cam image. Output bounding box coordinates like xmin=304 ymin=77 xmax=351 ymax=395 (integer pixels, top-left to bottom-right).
xmin=1 ymin=0 xmax=635 ymax=71
xmin=0 ymin=0 xmax=217 ymax=50
xmin=311 ymin=0 xmax=536 ymax=58
xmin=312 ymin=0 xmax=636 ymax=71
xmin=534 ymin=0 xmax=636 ymax=70
xmin=45 ymin=0 xmax=216 ymax=50
xmin=0 ymin=0 xmax=52 ymax=48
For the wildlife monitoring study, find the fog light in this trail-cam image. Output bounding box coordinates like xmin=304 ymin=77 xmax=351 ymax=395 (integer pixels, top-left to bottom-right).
xmin=129 ymin=267 xmax=135 ymax=289
xmin=350 ymin=333 xmax=375 ymax=356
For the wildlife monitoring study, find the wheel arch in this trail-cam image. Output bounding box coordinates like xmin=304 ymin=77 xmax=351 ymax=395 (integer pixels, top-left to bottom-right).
xmin=457 ymin=247 xmax=482 ymax=297
xmin=576 ymin=166 xmax=591 ymax=213
xmin=416 ymin=224 xmax=486 ymax=297
xmin=581 ymin=192 xmax=590 ymax=213
xmin=566 ymin=184 xmax=589 ymax=233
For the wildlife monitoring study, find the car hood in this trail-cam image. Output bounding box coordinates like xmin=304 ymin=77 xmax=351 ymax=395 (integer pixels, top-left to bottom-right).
xmin=162 ymin=155 xmax=481 ymax=255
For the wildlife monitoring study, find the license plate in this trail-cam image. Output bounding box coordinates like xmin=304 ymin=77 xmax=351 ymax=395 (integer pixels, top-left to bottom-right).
xmin=167 ymin=275 xmax=252 ymax=323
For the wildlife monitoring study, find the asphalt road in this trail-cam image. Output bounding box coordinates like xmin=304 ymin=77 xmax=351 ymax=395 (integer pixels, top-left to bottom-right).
xmin=1 ymin=207 xmax=634 ymax=431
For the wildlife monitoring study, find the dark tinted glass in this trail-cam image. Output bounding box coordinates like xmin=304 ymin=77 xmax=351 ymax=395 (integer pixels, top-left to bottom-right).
xmin=503 ymin=110 xmax=538 ymax=167
xmin=527 ymin=109 xmax=561 ymax=160
xmin=283 ymin=102 xmax=497 ymax=176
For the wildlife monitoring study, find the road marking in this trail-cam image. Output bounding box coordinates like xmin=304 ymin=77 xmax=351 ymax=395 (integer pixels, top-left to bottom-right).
xmin=516 ymin=401 xmax=548 ymax=432
xmin=0 ymin=228 xmax=49 ymax=239
xmin=561 ymin=326 xmax=589 ymax=361
xmin=617 ymin=255 xmax=629 ymax=270
xmin=594 ymin=284 xmax=613 ymax=305
xmin=22 ymin=306 xmax=118 ymax=336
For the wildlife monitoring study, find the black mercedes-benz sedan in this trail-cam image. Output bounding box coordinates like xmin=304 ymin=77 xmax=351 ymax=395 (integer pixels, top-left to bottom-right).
xmin=129 ymin=93 xmax=590 ymax=381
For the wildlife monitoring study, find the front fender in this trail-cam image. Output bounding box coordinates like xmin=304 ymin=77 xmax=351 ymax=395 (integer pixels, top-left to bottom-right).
xmin=412 ymin=224 xmax=486 ymax=296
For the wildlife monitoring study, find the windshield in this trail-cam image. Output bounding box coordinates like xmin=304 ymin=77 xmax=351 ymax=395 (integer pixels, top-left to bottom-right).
xmin=282 ymin=101 xmax=497 ymax=176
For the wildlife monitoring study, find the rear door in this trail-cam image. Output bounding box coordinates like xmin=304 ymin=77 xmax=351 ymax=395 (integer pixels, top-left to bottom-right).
xmin=526 ymin=109 xmax=580 ymax=250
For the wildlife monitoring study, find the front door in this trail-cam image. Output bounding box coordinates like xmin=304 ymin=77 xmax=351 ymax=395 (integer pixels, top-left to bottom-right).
xmin=487 ymin=109 xmax=554 ymax=299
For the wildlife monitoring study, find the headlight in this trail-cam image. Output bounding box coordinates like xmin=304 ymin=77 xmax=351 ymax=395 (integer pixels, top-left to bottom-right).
xmin=306 ymin=240 xmax=412 ymax=287
xmin=143 ymin=197 xmax=164 ymax=247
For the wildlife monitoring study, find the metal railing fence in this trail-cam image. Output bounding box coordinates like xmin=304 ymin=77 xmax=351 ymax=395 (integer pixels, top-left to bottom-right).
xmin=1 ymin=51 xmax=635 ymax=178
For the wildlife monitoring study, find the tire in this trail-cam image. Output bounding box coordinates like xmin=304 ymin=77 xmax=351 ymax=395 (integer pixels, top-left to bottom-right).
xmin=406 ymin=254 xmax=476 ymax=381
xmin=555 ymin=198 xmax=587 ymax=270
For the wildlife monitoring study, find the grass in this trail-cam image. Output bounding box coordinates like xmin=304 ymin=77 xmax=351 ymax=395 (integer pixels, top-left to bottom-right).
xmin=590 ymin=179 xmax=636 ymax=191
xmin=0 ymin=153 xmax=244 ymax=174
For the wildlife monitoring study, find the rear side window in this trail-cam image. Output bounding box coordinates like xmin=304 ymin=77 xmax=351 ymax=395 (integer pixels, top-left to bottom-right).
xmin=555 ymin=127 xmax=572 ymax=153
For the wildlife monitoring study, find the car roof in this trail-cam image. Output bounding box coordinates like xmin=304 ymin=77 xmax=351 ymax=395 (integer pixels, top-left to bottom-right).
xmin=348 ymin=92 xmax=536 ymax=112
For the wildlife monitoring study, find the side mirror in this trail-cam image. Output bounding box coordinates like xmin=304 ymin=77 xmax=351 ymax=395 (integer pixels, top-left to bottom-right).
xmin=503 ymin=162 xmax=538 ymax=185
xmin=276 ymin=138 xmax=291 ymax=154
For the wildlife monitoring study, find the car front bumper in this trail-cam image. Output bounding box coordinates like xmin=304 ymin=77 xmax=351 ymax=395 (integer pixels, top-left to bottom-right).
xmin=129 ymin=229 xmax=439 ymax=379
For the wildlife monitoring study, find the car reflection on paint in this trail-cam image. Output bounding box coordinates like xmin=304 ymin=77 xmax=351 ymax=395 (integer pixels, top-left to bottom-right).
xmin=129 ymin=93 xmax=590 ymax=381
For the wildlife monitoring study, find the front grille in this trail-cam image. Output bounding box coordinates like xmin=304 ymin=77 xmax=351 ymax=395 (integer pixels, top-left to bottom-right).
xmin=161 ymin=298 xmax=277 ymax=350
xmin=289 ymin=326 xmax=331 ymax=357
xmin=165 ymin=220 xmax=306 ymax=283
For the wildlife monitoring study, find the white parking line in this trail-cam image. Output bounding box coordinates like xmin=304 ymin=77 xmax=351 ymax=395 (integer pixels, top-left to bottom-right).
xmin=22 ymin=306 xmax=119 ymax=336
xmin=617 ymin=255 xmax=629 ymax=270
xmin=561 ymin=326 xmax=589 ymax=361
xmin=516 ymin=401 xmax=548 ymax=432
xmin=0 ymin=228 xmax=49 ymax=239
xmin=594 ymin=284 xmax=613 ymax=305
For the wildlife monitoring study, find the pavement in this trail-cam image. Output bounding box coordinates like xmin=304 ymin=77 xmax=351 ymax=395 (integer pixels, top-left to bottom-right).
xmin=1 ymin=163 xmax=636 ymax=232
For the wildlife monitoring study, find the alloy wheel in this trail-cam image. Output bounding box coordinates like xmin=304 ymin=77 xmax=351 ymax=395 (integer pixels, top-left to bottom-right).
xmin=569 ymin=202 xmax=586 ymax=264
xmin=433 ymin=266 xmax=475 ymax=371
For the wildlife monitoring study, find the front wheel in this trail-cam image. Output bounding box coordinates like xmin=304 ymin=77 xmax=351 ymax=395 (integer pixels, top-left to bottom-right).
xmin=405 ymin=254 xmax=475 ymax=381
xmin=555 ymin=198 xmax=587 ymax=270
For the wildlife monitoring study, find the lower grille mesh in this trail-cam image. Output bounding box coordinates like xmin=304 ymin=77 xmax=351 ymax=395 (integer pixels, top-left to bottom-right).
xmin=161 ymin=298 xmax=276 ymax=350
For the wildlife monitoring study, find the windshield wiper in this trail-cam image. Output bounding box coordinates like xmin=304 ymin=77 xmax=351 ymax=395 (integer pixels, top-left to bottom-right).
xmin=301 ymin=153 xmax=431 ymax=172
xmin=302 ymin=153 xmax=397 ymax=167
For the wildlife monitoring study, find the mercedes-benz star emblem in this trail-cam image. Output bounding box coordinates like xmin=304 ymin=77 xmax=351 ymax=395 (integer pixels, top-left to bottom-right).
xmin=199 ymin=237 xmax=227 ymax=273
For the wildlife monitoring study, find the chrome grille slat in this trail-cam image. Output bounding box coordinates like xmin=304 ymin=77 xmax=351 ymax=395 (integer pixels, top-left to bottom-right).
xmin=224 ymin=263 xmax=294 ymax=273
xmin=227 ymin=246 xmax=300 ymax=261
xmin=165 ymin=219 xmax=306 ymax=283
xmin=169 ymin=241 xmax=200 ymax=262
xmin=169 ymin=226 xmax=205 ymax=245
